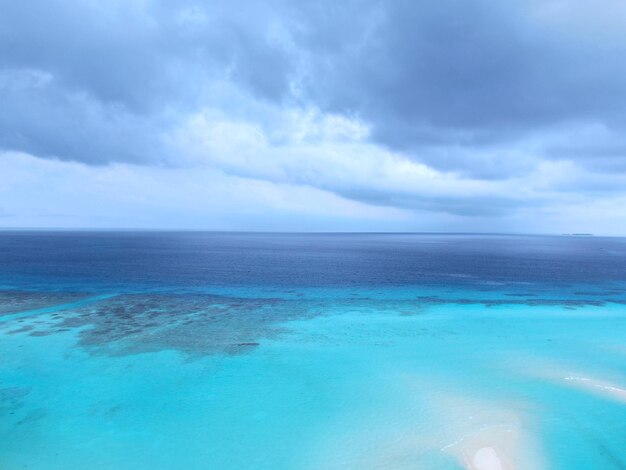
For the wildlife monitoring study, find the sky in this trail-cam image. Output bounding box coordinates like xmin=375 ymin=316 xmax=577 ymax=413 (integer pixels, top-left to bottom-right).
xmin=2 ymin=0 xmax=626 ymax=233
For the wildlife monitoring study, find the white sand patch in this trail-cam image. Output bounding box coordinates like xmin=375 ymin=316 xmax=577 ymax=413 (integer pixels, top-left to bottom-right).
xmin=443 ymin=424 xmax=523 ymax=470
xmin=472 ymin=446 xmax=505 ymax=470
xmin=563 ymin=375 xmax=626 ymax=403
xmin=514 ymin=358 xmax=626 ymax=406
xmin=433 ymin=394 xmax=545 ymax=470
xmin=306 ymin=376 xmax=546 ymax=470
xmin=510 ymin=357 xmax=626 ymax=406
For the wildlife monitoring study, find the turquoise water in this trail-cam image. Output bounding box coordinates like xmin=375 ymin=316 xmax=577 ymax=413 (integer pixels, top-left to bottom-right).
xmin=2 ymin=233 xmax=626 ymax=468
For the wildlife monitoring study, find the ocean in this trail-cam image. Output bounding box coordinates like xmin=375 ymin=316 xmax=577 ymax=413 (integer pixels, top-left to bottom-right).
xmin=1 ymin=232 xmax=626 ymax=469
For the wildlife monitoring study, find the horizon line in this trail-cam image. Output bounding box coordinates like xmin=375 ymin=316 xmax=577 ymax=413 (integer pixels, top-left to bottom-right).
xmin=0 ymin=228 xmax=604 ymax=237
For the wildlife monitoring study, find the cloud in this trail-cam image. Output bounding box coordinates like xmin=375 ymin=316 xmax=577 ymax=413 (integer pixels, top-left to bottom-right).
xmin=0 ymin=0 xmax=295 ymax=164
xmin=1 ymin=0 xmax=626 ymax=230
xmin=294 ymin=0 xmax=626 ymax=176
xmin=3 ymin=0 xmax=626 ymax=171
xmin=169 ymin=107 xmax=541 ymax=216
xmin=0 ymin=150 xmax=414 ymax=230
xmin=0 ymin=67 xmax=170 ymax=165
xmin=5 ymin=149 xmax=626 ymax=233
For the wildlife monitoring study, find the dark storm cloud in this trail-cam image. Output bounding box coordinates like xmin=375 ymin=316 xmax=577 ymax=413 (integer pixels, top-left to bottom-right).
xmin=336 ymin=187 xmax=528 ymax=217
xmin=1 ymin=0 xmax=626 ymax=185
xmin=0 ymin=0 xmax=295 ymax=108
xmin=0 ymin=0 xmax=294 ymax=163
xmin=0 ymin=69 xmax=166 ymax=165
xmin=294 ymin=0 xmax=626 ymax=175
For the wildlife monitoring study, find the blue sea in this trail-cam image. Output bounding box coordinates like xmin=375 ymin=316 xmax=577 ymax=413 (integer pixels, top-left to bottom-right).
xmin=2 ymin=232 xmax=626 ymax=469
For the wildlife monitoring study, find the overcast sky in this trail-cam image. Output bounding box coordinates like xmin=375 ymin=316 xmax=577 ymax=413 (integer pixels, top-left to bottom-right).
xmin=2 ymin=0 xmax=626 ymax=233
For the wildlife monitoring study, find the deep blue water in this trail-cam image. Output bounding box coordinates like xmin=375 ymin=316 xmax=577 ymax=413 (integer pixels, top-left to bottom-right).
xmin=1 ymin=232 xmax=626 ymax=469
xmin=2 ymin=231 xmax=626 ymax=291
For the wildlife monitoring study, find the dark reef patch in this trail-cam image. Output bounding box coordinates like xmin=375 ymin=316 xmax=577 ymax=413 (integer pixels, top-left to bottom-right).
xmin=29 ymin=330 xmax=55 ymax=337
xmin=0 ymin=290 xmax=88 ymax=316
xmin=3 ymin=287 xmax=625 ymax=358
xmin=6 ymin=325 xmax=34 ymax=334
xmin=0 ymin=387 xmax=31 ymax=415
xmin=15 ymin=408 xmax=47 ymax=426
xmin=14 ymin=293 xmax=323 ymax=357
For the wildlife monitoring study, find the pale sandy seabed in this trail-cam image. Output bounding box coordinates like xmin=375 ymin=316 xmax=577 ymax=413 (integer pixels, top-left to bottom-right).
xmin=437 ymin=395 xmax=543 ymax=470
xmin=3 ymin=297 xmax=626 ymax=469
xmin=562 ymin=376 xmax=626 ymax=404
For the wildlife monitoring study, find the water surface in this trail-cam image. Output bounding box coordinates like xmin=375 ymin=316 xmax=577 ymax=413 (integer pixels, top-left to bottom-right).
xmin=2 ymin=232 xmax=626 ymax=469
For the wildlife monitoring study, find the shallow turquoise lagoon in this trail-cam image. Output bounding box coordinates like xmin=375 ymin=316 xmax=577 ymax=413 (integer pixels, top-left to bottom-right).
xmin=3 ymin=233 xmax=626 ymax=469
xmin=2 ymin=288 xmax=626 ymax=469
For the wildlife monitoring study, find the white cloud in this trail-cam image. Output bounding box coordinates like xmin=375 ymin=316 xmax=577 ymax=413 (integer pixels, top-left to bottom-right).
xmin=0 ymin=151 xmax=410 ymax=230
xmin=3 ymin=0 xmax=626 ymax=232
